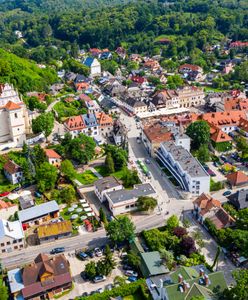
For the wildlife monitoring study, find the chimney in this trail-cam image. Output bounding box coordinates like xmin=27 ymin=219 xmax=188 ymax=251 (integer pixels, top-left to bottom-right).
xmin=199 ymin=268 xmax=204 ymax=277
xmin=182 ymin=280 xmax=188 ymax=292
xmin=204 ymin=274 xmax=209 ymax=286
xmin=178 ymin=274 xmax=183 ymax=283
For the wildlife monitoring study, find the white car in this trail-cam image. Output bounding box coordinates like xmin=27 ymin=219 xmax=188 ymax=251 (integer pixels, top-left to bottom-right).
xmin=94 ymin=247 xmax=103 ymax=257
xmin=125 ymin=270 xmax=138 ymax=277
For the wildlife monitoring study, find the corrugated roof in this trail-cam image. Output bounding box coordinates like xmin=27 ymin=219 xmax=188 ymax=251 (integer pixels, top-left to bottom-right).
xmin=18 ymin=200 xmax=59 ymax=223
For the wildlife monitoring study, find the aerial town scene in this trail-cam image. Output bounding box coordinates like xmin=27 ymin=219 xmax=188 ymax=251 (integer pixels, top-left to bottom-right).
xmin=0 ymin=0 xmax=247 ymax=299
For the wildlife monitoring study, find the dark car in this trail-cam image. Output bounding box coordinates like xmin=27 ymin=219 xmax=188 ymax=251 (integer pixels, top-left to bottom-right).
xmin=85 ymin=250 xmax=94 ymax=258
xmin=123 ymin=264 xmax=133 ymax=270
xmin=77 ymin=251 xmax=88 ymax=260
xmin=223 ymin=190 xmax=232 ymax=196
xmin=80 ymin=271 xmax=89 ymax=281
xmin=81 ymin=292 xmax=88 ymax=297
xmin=50 ymin=247 xmax=65 ymax=254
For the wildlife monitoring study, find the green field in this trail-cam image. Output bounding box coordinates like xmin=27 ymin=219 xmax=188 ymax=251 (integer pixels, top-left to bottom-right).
xmin=74 ymin=170 xmax=98 ymax=185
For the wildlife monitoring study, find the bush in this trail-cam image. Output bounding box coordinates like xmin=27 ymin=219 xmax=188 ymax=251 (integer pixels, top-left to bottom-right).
xmin=79 ymin=279 xmax=149 ymax=300
xmin=173 ymin=226 xmax=187 ymax=238
xmin=210 ymin=178 xmax=224 ymax=192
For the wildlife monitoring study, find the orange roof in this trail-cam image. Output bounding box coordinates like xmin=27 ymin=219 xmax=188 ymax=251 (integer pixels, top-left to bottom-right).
xmin=226 ymin=171 xmax=248 ymax=186
xmin=44 ymin=149 xmax=61 ymax=159
xmin=193 ymin=193 xmax=221 ymax=216
xmin=5 ymin=101 xmax=21 ymax=110
xmin=143 ymin=122 xmax=174 ymax=143
xmin=64 ymin=115 xmax=85 ymax=130
xmin=0 ymin=200 xmax=15 ymax=209
xmin=200 ymin=111 xmax=246 ymax=127
xmin=239 ymin=117 xmax=248 ymax=132
xmin=179 ymin=64 xmax=201 ymax=72
xmin=211 ymin=127 xmax=232 ymax=143
xmin=96 ymin=112 xmax=113 ymax=126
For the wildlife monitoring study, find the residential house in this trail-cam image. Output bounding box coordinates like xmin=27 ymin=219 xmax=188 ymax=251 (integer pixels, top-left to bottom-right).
xmin=96 ymin=112 xmax=114 ymax=137
xmin=37 ymin=221 xmax=72 ymax=244
xmin=49 ymin=83 xmax=64 ymax=95
xmin=228 ymin=189 xmax=248 ymax=210
xmin=0 ymin=219 xmax=24 ymax=253
xmin=74 ymin=74 xmax=90 ymax=91
xmin=82 ymin=113 xmax=99 ymax=137
xmin=4 ymin=160 xmax=23 ymax=184
xmin=84 ymin=98 xmax=101 ymax=114
xmin=8 ymin=253 xmax=72 ymax=300
xmin=179 ymin=64 xmax=204 ymax=82
xmin=143 ymin=59 xmax=161 ymax=72
xmin=156 ymin=141 xmax=210 ymax=196
xmin=64 ymin=115 xmax=86 ymax=138
xmin=99 ymin=51 xmax=112 ymax=60
xmin=94 ymin=176 xmax=123 ymax=202
xmin=151 ymin=90 xmax=180 ymax=110
xmin=210 ymin=125 xmax=233 ymax=149
xmin=65 ymin=72 xmax=77 ymax=83
xmin=103 ymin=80 xmax=126 ymax=98
xmin=141 ymin=121 xmax=190 ymax=157
xmin=105 ymin=183 xmax=156 ymax=216
xmin=83 ymin=57 xmax=101 ymax=77
xmin=89 ymin=48 xmax=102 ymax=57
xmin=44 ymin=149 xmax=62 ymax=167
xmin=18 ymin=200 xmax=59 ymax=227
xmin=99 ymin=97 xmax=120 ymax=115
xmin=116 ymin=47 xmax=127 ymax=59
xmin=229 ymin=41 xmax=248 ymax=49
xmin=0 ymin=200 xmax=18 ymax=220
xmin=193 ymin=193 xmax=235 ymax=229
xmin=0 ymin=84 xmax=27 ymax=150
xmin=112 ymin=121 xmax=127 ymax=146
xmin=226 ymin=171 xmax=248 ymax=187
xmin=122 ymin=98 xmax=148 ymax=115
xmin=129 ymin=54 xmax=142 ymax=63
xmin=151 ymin=266 xmax=227 ymax=300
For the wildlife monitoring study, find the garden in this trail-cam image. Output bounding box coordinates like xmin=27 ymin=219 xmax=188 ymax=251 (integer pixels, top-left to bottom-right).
xmin=53 ymin=99 xmax=87 ymax=121
xmin=74 ymin=170 xmax=98 ymax=185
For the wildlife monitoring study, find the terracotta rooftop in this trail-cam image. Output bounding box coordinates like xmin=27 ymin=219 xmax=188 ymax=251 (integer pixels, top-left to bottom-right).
xmin=194 ymin=193 xmax=221 ymax=216
xmin=143 ymin=122 xmax=174 ymax=143
xmin=200 ymin=111 xmax=246 ymax=127
xmin=44 ymin=149 xmax=61 ymax=159
xmin=179 ymin=64 xmax=202 ymax=72
xmin=239 ymin=117 xmax=248 ymax=132
xmin=96 ymin=112 xmax=113 ymax=126
xmin=64 ymin=115 xmax=85 ymax=130
xmin=5 ymin=101 xmax=21 ymax=110
xmin=211 ymin=127 xmax=232 ymax=143
xmin=0 ymin=200 xmax=15 ymax=210
xmin=207 ymin=207 xmax=235 ymax=229
xmin=226 ymin=171 xmax=248 ymax=186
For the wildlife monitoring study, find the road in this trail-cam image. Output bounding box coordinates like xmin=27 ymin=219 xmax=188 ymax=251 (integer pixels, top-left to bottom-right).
xmin=0 ymin=213 xmax=164 ymax=269
xmin=120 ymin=113 xmax=194 ymax=217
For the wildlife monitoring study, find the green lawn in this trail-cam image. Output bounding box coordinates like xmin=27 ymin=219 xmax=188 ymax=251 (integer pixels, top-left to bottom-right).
xmin=94 ymin=165 xmax=126 ymax=180
xmin=0 ymin=172 xmax=15 ymax=193
xmin=53 ymin=100 xmax=87 ymax=120
xmin=74 ymin=170 xmax=98 ymax=185
xmin=123 ymin=291 xmax=148 ymax=300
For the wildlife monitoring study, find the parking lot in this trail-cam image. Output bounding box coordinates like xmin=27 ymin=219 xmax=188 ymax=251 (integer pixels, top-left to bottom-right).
xmin=60 ymin=249 xmax=125 ymax=299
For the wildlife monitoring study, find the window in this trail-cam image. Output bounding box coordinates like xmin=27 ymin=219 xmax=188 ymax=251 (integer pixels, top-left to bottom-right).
xmin=13 ymin=240 xmax=17 ymax=244
xmin=14 ymin=246 xmax=18 ymax=250
xmin=125 ymin=205 xmax=130 ymax=209
xmin=1 ymin=243 xmax=4 ymax=247
xmin=2 ymin=249 xmax=5 ymax=253
xmin=18 ymin=239 xmax=22 ymax=243
xmin=7 ymin=241 xmax=10 ymax=245
xmin=15 ymin=113 xmax=18 ymax=118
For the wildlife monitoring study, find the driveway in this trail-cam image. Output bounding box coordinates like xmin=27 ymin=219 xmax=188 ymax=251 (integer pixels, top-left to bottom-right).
xmin=185 ymin=212 xmax=236 ymax=285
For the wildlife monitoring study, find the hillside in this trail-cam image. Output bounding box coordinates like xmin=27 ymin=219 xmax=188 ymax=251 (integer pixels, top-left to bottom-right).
xmin=0 ymin=49 xmax=58 ymax=93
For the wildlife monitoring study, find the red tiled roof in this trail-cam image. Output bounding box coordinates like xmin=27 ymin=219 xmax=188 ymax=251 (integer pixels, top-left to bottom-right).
xmin=211 ymin=127 xmax=232 ymax=143
xmin=0 ymin=200 xmax=15 ymax=209
xmin=230 ymin=41 xmax=248 ymax=48
xmin=226 ymin=171 xmax=248 ymax=186
xmin=239 ymin=117 xmax=248 ymax=132
xmin=179 ymin=64 xmax=201 ymax=72
xmin=200 ymin=111 xmax=246 ymax=127
xmin=64 ymin=115 xmax=85 ymax=130
xmin=143 ymin=122 xmax=174 ymax=144
xmin=5 ymin=101 xmax=21 ymax=110
xmin=96 ymin=112 xmax=113 ymax=127
xmin=44 ymin=149 xmax=61 ymax=159
xmin=208 ymin=207 xmax=235 ymax=229
xmin=194 ymin=193 xmax=221 ymax=216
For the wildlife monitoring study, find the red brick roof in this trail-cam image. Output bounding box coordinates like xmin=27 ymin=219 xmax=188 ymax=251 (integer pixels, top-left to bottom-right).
xmin=95 ymin=112 xmax=113 ymax=127
xmin=143 ymin=122 xmax=174 ymax=144
xmin=200 ymin=111 xmax=246 ymax=127
xmin=208 ymin=207 xmax=235 ymax=229
xmin=0 ymin=200 xmax=15 ymax=209
xmin=211 ymin=127 xmax=232 ymax=143
xmin=226 ymin=171 xmax=248 ymax=186
xmin=64 ymin=115 xmax=85 ymax=130
xmin=179 ymin=64 xmax=201 ymax=72
xmin=5 ymin=101 xmax=21 ymax=110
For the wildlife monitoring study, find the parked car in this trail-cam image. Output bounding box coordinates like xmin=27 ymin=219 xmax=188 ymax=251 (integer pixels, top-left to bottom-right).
xmin=125 ymin=270 xmax=138 ymax=277
xmin=141 ymin=243 xmax=149 ymax=252
xmin=223 ymin=190 xmax=232 ymax=196
xmin=94 ymin=247 xmax=103 ymax=257
xmin=0 ymin=191 xmax=10 ymax=197
xmin=145 ymin=159 xmax=151 ymax=164
xmin=77 ymin=251 xmax=88 ymax=260
xmin=93 ymin=275 xmax=106 ymax=283
xmin=97 ymin=288 xmax=104 ymax=293
xmin=220 ymin=155 xmax=228 ymax=163
xmin=80 ymin=271 xmax=89 ymax=281
xmin=207 ymin=169 xmax=216 ymax=177
xmin=50 ymin=247 xmax=65 ymax=254
xmin=105 ymin=284 xmax=113 ymax=291
xmin=128 ymin=276 xmax=138 ymax=282
xmin=85 ymin=250 xmax=94 ymax=258
xmin=81 ymin=292 xmax=88 ymax=297
xmin=123 ymin=264 xmax=133 ymax=270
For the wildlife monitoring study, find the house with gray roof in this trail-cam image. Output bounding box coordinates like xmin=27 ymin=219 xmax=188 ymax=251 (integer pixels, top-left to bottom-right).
xmin=18 ymin=200 xmax=59 ymax=226
xmin=94 ymin=176 xmax=123 ymax=202
xmin=0 ymin=220 xmax=24 ymax=253
xmin=156 ymin=141 xmax=210 ymax=196
xmin=228 ymin=189 xmax=248 ymax=210
xmin=83 ymin=57 xmax=101 ymax=77
xmin=105 ymin=183 xmax=156 ymax=216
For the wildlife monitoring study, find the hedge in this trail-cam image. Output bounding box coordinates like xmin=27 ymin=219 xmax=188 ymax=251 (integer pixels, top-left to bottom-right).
xmin=78 ymin=279 xmax=149 ymax=300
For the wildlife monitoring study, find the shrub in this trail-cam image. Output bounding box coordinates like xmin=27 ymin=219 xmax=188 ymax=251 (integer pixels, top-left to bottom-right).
xmin=173 ymin=226 xmax=187 ymax=238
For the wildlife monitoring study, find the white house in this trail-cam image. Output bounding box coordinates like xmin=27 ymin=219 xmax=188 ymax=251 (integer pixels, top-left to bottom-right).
xmin=0 ymin=219 xmax=24 ymax=253
xmin=105 ymin=183 xmax=156 ymax=216
xmin=4 ymin=160 xmax=23 ymax=184
xmin=94 ymin=176 xmax=123 ymax=202
xmin=44 ymin=149 xmax=62 ymax=167
xmin=156 ymin=141 xmax=210 ymax=196
xmin=83 ymin=57 xmax=101 ymax=77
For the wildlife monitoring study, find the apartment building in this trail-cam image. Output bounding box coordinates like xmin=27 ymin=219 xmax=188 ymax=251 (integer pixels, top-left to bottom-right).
xmin=156 ymin=141 xmax=210 ymax=196
xmin=0 ymin=219 xmax=24 ymax=253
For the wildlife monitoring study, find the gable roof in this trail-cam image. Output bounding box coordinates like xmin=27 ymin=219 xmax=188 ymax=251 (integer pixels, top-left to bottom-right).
xmin=18 ymin=200 xmax=59 ymax=223
xmin=226 ymin=171 xmax=248 ymax=186
xmin=211 ymin=127 xmax=232 ymax=143
xmin=185 ymin=283 xmax=214 ymax=300
xmin=0 ymin=219 xmax=24 ymax=240
xmin=4 ymin=160 xmax=22 ymax=174
xmin=44 ymin=149 xmax=61 ymax=159
xmin=179 ymin=64 xmax=202 ymax=72
xmin=0 ymin=200 xmax=16 ymax=210
xmin=194 ymin=193 xmax=221 ymax=215
xmin=84 ymin=57 xmax=95 ymax=67
xmin=96 ymin=112 xmax=113 ymax=126
xmin=228 ymin=189 xmax=248 ymax=209
xmin=205 ymin=207 xmax=235 ymax=229
xmin=64 ymin=115 xmax=85 ymax=130
xmin=95 ymin=176 xmax=122 ymax=193
xmin=139 ymin=251 xmax=169 ymax=278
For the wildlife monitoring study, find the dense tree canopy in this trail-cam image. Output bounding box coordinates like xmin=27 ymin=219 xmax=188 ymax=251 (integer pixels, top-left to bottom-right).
xmin=106 ymin=216 xmax=135 ymax=244
xmin=186 ymin=120 xmax=210 ymax=150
